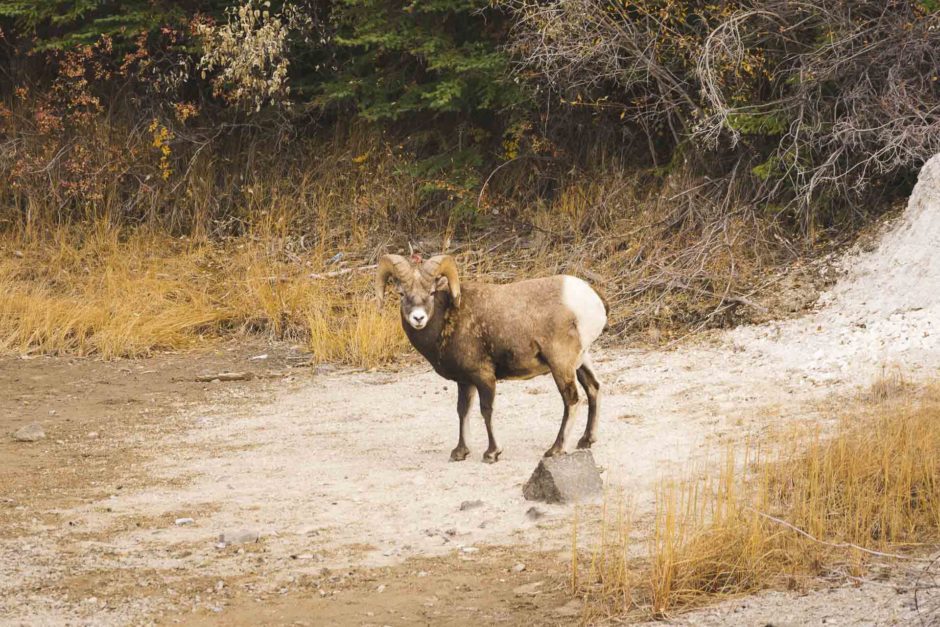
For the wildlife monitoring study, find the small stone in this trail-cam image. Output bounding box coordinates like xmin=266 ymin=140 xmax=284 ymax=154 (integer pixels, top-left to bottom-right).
xmin=460 ymin=546 xmax=479 ymax=554
xmin=174 ymin=517 xmax=195 ymax=526
xmin=513 ymin=581 xmax=544 ymax=596
xmin=215 ymin=581 xmax=224 ymax=592
xmin=219 ymin=529 xmax=260 ymax=545
xmin=512 ymin=563 xmax=526 ymax=573
xmin=554 ymin=599 xmax=582 ymax=617
xmin=11 ymin=423 xmax=45 ymax=442
xmin=525 ymin=507 xmax=545 ymax=521
xmin=459 ymin=500 xmax=484 ymax=511
xmin=376 ymin=584 xmax=386 ymax=593
xmin=87 ymin=432 xmax=99 ymax=439
xmin=522 ymin=450 xmax=603 ymax=504
xmin=417 ymin=571 xmax=429 ymax=577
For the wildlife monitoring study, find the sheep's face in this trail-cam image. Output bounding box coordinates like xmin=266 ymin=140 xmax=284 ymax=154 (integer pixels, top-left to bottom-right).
xmin=396 ymin=274 xmax=448 ymax=330
xmin=377 ymin=253 xmax=460 ymax=330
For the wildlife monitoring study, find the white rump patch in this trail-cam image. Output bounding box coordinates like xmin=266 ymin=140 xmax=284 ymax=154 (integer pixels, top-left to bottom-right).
xmin=561 ymin=276 xmax=607 ymax=352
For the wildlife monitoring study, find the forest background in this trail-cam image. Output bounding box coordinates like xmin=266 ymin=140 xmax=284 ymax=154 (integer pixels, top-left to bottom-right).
xmin=1 ymin=0 xmax=938 ymax=360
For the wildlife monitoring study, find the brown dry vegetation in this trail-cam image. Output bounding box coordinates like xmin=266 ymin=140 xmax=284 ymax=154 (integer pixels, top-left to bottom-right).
xmin=0 ymin=224 xmax=407 ymax=362
xmin=577 ymin=381 xmax=940 ymax=622
xmin=0 ymin=125 xmax=809 ymax=362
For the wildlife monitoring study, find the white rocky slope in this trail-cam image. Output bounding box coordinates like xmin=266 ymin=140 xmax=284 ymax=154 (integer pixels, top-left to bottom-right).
xmin=729 ymin=153 xmax=940 ymax=382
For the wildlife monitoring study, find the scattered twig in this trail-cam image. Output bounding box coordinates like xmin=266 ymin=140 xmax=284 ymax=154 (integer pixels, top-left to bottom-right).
xmin=194 ymin=371 xmax=255 ymax=382
xmin=914 ymin=554 xmax=940 ymax=627
xmin=308 ymin=264 xmax=377 ymax=279
xmin=745 ymin=507 xmax=935 ymax=563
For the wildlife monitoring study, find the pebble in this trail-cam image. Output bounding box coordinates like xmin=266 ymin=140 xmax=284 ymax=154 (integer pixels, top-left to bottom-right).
xmin=460 ymin=546 xmax=479 ymax=554
xmin=554 ymin=599 xmax=582 ymax=617
xmin=218 ymin=529 xmax=260 ymax=545
xmin=512 ymin=563 xmax=526 ymax=572
xmin=11 ymin=423 xmax=45 ymax=442
xmin=174 ymin=517 xmax=195 ymax=526
xmin=376 ymin=584 xmax=386 ymax=593
xmin=459 ymin=499 xmax=484 ymax=511
xmin=513 ymin=581 xmax=544 ymax=596
xmin=525 ymin=506 xmax=546 ymax=521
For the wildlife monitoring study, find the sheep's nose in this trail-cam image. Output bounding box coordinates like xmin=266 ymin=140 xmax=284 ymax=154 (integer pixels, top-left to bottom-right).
xmin=412 ymin=312 xmax=426 ymax=324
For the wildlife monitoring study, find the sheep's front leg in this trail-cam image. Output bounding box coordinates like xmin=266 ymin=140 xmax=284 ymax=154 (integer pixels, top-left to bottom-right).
xmin=450 ymin=383 xmax=476 ymax=462
xmin=476 ymin=377 xmax=501 ymax=463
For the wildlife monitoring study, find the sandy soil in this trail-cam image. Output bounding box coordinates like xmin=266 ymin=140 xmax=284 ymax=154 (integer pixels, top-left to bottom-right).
xmin=2 ymin=156 xmax=940 ymax=625
xmin=0 ymin=340 xmax=826 ymax=627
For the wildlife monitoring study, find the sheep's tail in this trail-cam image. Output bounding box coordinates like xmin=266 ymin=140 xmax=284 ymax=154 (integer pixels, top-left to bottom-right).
xmin=596 ymin=287 xmax=611 ymax=333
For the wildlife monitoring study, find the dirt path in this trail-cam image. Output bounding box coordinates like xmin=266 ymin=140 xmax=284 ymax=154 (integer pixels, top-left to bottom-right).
xmin=0 ymin=333 xmax=931 ymax=626
xmin=0 ymin=342 xmax=808 ymax=625
xmin=0 ymin=336 xmax=930 ymax=626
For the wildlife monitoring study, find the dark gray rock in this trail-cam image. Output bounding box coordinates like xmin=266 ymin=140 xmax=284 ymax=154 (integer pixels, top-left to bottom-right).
xmin=525 ymin=506 xmax=545 ymax=521
xmin=459 ymin=499 xmax=484 ymax=511
xmin=522 ymin=450 xmax=602 ymax=504
xmin=11 ymin=422 xmax=45 ymax=442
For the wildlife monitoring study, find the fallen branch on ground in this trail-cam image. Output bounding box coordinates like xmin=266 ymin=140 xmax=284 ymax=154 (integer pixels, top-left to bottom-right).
xmin=308 ymin=264 xmax=377 ymax=279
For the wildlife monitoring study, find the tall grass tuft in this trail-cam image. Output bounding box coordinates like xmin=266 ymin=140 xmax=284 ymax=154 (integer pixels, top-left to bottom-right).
xmin=0 ymin=225 xmax=408 ymax=364
xmin=579 ymin=382 xmax=940 ymax=622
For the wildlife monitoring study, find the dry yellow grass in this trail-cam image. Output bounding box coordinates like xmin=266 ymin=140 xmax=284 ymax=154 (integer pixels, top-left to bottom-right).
xmin=579 ymin=381 xmax=940 ymax=622
xmin=0 ymin=225 xmax=408 ymax=364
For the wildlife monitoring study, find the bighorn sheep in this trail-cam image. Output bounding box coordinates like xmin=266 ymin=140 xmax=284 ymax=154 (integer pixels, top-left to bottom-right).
xmin=376 ymin=254 xmax=607 ymax=462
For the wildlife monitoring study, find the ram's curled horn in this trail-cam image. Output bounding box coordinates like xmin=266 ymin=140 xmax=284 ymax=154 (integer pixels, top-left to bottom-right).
xmin=375 ymin=254 xmax=412 ymax=306
xmin=423 ymin=254 xmax=461 ymax=307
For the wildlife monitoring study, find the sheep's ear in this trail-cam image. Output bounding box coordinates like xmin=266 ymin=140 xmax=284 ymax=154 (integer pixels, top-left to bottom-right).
xmin=434 ymin=276 xmax=448 ymax=292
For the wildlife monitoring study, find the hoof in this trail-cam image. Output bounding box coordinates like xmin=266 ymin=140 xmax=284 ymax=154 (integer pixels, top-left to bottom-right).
xmin=576 ymin=437 xmax=595 ymax=450
xmin=543 ymin=446 xmax=566 ymax=458
xmin=482 ymin=448 xmax=502 ymax=464
xmin=450 ymin=446 xmax=470 ymax=462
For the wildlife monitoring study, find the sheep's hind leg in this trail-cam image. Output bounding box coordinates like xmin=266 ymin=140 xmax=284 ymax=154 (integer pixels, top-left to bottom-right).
xmin=450 ymin=383 xmax=476 ymax=462
xmin=477 ymin=377 xmax=502 ymax=463
xmin=576 ymin=356 xmax=600 ymax=449
xmin=544 ymin=365 xmax=580 ymax=458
